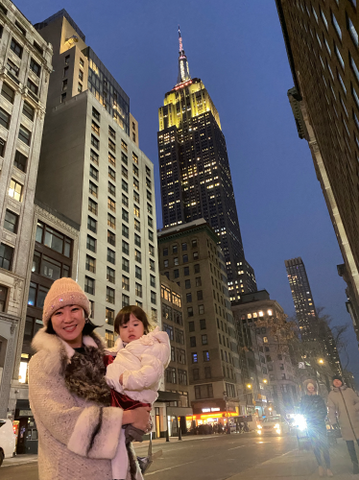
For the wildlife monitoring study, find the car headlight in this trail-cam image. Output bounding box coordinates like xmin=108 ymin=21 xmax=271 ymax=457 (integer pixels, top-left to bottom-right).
xmin=294 ymin=414 xmax=307 ymax=431
xmin=274 ymin=424 xmax=279 ymax=429
xmin=257 ymin=424 xmax=262 ymax=429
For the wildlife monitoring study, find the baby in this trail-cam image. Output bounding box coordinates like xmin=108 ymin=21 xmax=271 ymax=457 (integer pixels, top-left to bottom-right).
xmin=105 ymin=305 xmax=170 ymax=480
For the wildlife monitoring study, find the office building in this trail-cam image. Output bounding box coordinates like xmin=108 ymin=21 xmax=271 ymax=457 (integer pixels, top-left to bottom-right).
xmin=232 ymin=290 xmax=299 ymax=415
xmin=0 ymin=0 xmax=52 ymax=418
xmin=157 ymin=28 xmax=256 ymax=302
xmin=158 ymin=219 xmax=246 ymax=422
xmin=276 ymin=0 xmax=359 ymax=346
xmin=34 ymin=10 xmax=160 ymax=343
xmin=160 ymin=275 xmax=192 ymax=434
xmin=285 ymin=257 xmax=318 ymax=341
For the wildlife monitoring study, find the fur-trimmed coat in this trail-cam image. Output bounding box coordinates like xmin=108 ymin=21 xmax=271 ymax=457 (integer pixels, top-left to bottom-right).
xmin=327 ymin=385 xmax=359 ymax=441
xmin=105 ymin=327 xmax=170 ymax=404
xmin=29 ymin=328 xmax=135 ymax=480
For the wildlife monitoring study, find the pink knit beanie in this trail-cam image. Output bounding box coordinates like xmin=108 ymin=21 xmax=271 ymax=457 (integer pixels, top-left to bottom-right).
xmin=42 ymin=277 xmax=90 ymax=327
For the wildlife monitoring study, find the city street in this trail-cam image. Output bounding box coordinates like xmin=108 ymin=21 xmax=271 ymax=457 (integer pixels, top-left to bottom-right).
xmin=2 ymin=433 xmax=357 ymax=479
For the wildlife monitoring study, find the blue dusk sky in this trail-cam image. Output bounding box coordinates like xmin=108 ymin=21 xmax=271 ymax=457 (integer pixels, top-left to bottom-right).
xmin=15 ymin=0 xmax=359 ymax=380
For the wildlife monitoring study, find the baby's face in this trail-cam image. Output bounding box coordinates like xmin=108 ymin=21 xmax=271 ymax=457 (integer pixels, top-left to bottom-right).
xmin=119 ymin=313 xmax=144 ymax=343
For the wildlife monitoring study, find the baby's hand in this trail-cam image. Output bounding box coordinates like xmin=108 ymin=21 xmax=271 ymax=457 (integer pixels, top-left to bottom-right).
xmin=119 ymin=374 xmax=123 ymax=385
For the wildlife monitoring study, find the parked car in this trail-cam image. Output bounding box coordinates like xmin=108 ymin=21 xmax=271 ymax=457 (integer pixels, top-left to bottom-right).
xmin=257 ymin=415 xmax=290 ymax=436
xmin=0 ymin=419 xmax=16 ymax=466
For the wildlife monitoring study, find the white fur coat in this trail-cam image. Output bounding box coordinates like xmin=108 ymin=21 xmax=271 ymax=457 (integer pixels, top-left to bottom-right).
xmin=29 ymin=328 xmax=135 ymax=480
xmin=105 ymin=327 xmax=170 ymax=404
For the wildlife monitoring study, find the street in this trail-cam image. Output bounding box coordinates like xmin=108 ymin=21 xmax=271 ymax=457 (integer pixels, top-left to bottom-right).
xmin=1 ymin=433 xmax=298 ymax=480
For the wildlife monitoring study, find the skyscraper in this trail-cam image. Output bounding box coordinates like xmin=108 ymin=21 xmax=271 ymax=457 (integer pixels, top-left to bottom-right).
xmin=157 ymin=28 xmax=256 ymax=302
xmin=275 ymin=0 xmax=359 ymax=346
xmin=285 ymin=257 xmax=318 ymax=341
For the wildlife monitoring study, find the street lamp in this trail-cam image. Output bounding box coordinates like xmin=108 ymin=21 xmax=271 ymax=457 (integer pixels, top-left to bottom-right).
xmin=318 ymin=358 xmax=324 ymax=364
xmin=246 ymin=384 xmax=252 ymax=389
xmin=263 ymin=379 xmax=268 ymax=384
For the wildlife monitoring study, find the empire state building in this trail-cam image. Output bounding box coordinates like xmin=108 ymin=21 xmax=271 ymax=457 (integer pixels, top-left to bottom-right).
xmin=157 ymin=28 xmax=256 ymax=300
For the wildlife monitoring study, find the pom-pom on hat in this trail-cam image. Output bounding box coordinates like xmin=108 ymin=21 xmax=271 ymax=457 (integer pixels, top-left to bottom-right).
xmin=42 ymin=277 xmax=90 ymax=327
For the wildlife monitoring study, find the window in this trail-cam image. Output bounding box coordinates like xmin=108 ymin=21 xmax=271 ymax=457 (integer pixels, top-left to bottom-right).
xmin=151 ymin=290 xmax=157 ymax=305
xmin=198 ymin=304 xmax=204 ymax=315
xmin=18 ymin=124 xmax=31 ymax=145
xmin=348 ymin=16 xmax=359 ymax=46
xmin=30 ymin=58 xmax=41 ymax=76
xmin=10 ymin=38 xmax=23 ymax=58
xmin=200 ymin=319 xmax=206 ymax=330
xmin=92 ymin=121 xmax=100 ymax=135
xmin=60 ymin=92 xmax=66 ymax=103
xmin=108 ymin=167 xmax=116 ymax=181
xmin=107 ymin=248 xmax=115 ymax=265
xmin=185 ymin=279 xmax=191 ymax=289
xmin=108 ymin=153 xmax=116 ymax=168
xmin=173 ymin=269 xmax=179 ymax=279
xmin=8 ymin=179 xmax=22 ymax=201
xmin=187 ymin=306 xmax=193 ymax=317
xmin=134 ymin=206 xmax=140 ymax=218
xmin=27 ymin=79 xmax=38 ymax=96
xmin=135 ymin=282 xmax=142 ymax=297
xmin=202 ymin=334 xmax=208 ymax=345
xmin=0 ymin=107 xmax=10 ymax=128
xmin=1 ymin=83 xmax=15 ymax=103
xmin=203 ymin=350 xmax=210 ymax=362
xmin=6 ymin=59 xmax=19 ymax=77
xmin=186 ymin=293 xmax=192 ymax=303
xmin=122 ymin=275 xmax=129 ymax=291
xmin=108 ymin=183 xmax=116 ymax=197
xmin=178 ymin=369 xmax=187 ymax=385
xmin=122 ymin=256 xmax=129 ymax=272
xmin=149 ymin=274 xmax=156 ymax=288
xmin=89 ymin=181 xmax=98 ymax=198
xmin=193 ymin=368 xmax=199 ymax=380
xmin=92 ymin=107 xmax=100 ymax=121
xmin=84 ymin=276 xmax=95 ymax=295
xmin=106 ymin=287 xmax=115 ymax=304
xmin=194 ymin=264 xmax=200 ymax=273
xmin=192 ymin=352 xmax=198 ymax=363
xmin=108 ymin=197 xmax=116 ymax=213
xmin=91 ymin=134 xmax=99 ymax=149
xmin=189 ymin=321 xmax=195 ymax=332
xmin=122 ymin=294 xmax=129 ymax=307
xmin=0 ymin=285 xmax=8 ymax=312
xmin=166 ymin=367 xmax=177 ymax=384
xmin=107 ymin=230 xmax=116 ymax=246
xmin=107 ymin=266 xmax=115 ymax=284
xmin=332 ymin=12 xmax=342 ymax=40
xmin=4 ymin=210 xmax=18 ymax=233
xmin=86 ymin=255 xmax=96 ymax=273
xmin=14 ymin=150 xmax=27 ymax=172
xmin=122 ymin=240 xmax=129 ymax=255
xmin=122 ymin=224 xmax=129 ymax=239
xmin=23 ymin=101 xmax=35 ymax=121
xmin=197 ymin=290 xmax=203 ymax=301
xmin=122 ymin=208 xmax=129 ymax=223
xmin=79 ymin=69 xmax=84 ymax=81
xmin=195 ymin=384 xmax=213 ymax=399
xmin=190 ymin=336 xmax=196 ymax=347
xmin=109 ymin=139 xmax=116 ymax=153
xmin=106 ymin=308 xmax=114 ymax=325
xmin=88 ymin=198 xmax=98 ymax=215
xmin=86 ymin=235 xmax=96 ymax=253
xmin=148 ymin=216 xmax=153 ymax=228
xmin=204 ymin=366 xmax=211 ymax=379
xmin=164 ymin=323 xmax=174 ymax=340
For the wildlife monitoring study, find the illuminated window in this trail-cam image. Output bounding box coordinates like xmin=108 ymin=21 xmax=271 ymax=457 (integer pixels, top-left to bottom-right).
xmin=8 ymin=179 xmax=22 ymax=201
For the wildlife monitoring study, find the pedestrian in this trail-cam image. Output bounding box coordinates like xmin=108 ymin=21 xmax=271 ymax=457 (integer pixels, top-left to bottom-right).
xmin=300 ymin=379 xmax=333 ymax=477
xmin=105 ymin=305 xmax=170 ymax=480
xmin=328 ymin=375 xmax=359 ymax=474
xmin=28 ymin=278 xmax=151 ymax=480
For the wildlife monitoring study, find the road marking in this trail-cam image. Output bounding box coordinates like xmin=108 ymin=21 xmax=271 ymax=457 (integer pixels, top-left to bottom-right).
xmin=146 ymin=460 xmax=196 ymax=475
xmin=228 ymin=445 xmax=246 ymax=451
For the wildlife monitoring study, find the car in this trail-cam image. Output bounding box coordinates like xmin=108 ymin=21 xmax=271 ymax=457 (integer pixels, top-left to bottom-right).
xmin=256 ymin=415 xmax=290 ymax=436
xmin=0 ymin=419 xmax=16 ymax=466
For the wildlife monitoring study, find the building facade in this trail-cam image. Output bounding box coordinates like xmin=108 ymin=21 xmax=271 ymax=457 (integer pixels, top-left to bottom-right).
xmin=157 ymin=29 xmax=256 ymax=302
xmin=232 ymin=291 xmax=299 ymax=416
xmin=158 ymin=219 xmax=246 ymax=425
xmin=276 ymin=0 xmax=359 ymax=346
xmin=34 ymin=11 xmax=160 ymax=343
xmin=285 ymin=257 xmax=318 ymax=341
xmin=0 ymin=0 xmax=52 ymax=418
xmin=160 ymin=275 xmax=192 ymax=434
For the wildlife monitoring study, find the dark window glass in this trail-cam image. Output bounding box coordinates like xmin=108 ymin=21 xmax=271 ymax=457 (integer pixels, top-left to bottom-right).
xmin=1 ymin=83 xmax=15 ymax=103
xmin=0 ymin=243 xmax=14 ymax=270
xmin=14 ymin=150 xmax=27 ymax=172
xmin=23 ymin=101 xmax=35 ymax=121
xmin=18 ymin=124 xmax=31 ymax=145
xmin=30 ymin=58 xmax=41 ymax=76
xmin=4 ymin=210 xmax=18 ymax=233
xmin=10 ymin=38 xmax=23 ymax=58
xmin=0 ymin=107 xmax=10 ymax=128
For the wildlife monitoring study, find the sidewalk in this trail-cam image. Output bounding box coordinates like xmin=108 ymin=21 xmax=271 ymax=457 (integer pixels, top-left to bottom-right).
xmin=1 ymin=433 xmax=216 ymax=467
xmin=228 ymin=438 xmax=356 ymax=479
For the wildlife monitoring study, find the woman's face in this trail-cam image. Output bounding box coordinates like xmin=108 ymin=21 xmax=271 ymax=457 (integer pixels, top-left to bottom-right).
xmin=119 ymin=313 xmax=144 ymax=343
xmin=307 ymin=383 xmax=315 ymax=394
xmin=51 ymin=305 xmax=86 ymax=348
xmin=333 ymin=379 xmax=343 ymax=388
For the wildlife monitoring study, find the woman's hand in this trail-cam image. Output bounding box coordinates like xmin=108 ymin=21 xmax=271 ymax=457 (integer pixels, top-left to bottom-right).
xmin=123 ymin=406 xmax=151 ymax=431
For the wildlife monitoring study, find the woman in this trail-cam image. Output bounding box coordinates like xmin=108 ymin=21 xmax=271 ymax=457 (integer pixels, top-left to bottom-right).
xmin=328 ymin=375 xmax=359 ymax=474
xmin=300 ymin=379 xmax=333 ymax=477
xmin=28 ymin=277 xmax=151 ymax=480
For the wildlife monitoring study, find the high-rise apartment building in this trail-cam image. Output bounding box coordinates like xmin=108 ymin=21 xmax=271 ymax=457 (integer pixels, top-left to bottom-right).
xmin=160 ymin=275 xmax=192 ymax=434
xmin=285 ymin=257 xmax=318 ymax=341
xmin=0 ymin=0 xmax=52 ymax=418
xmin=276 ymin=0 xmax=359 ymax=346
xmin=34 ymin=11 xmax=160 ymax=342
xmin=158 ymin=219 xmax=246 ymax=421
xmin=232 ymin=290 xmax=299 ymax=415
xmin=157 ymin=29 xmax=256 ymax=302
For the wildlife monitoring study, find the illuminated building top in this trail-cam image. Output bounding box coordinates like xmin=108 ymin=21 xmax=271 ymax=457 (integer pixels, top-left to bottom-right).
xmin=177 ymin=26 xmax=191 ymax=85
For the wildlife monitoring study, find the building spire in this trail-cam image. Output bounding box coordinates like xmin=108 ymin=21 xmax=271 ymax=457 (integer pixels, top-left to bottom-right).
xmin=177 ymin=25 xmax=191 ymax=84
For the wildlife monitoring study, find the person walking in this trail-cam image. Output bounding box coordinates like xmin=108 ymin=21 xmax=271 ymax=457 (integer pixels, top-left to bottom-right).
xmin=300 ymin=379 xmax=333 ymax=477
xmin=28 ymin=277 xmax=151 ymax=480
xmin=328 ymin=375 xmax=359 ymax=474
